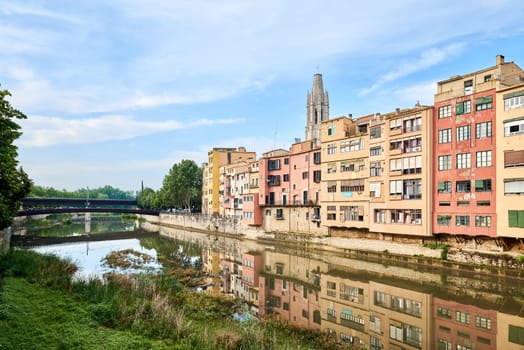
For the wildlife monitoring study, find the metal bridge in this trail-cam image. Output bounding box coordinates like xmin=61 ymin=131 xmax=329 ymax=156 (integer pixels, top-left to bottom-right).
xmin=17 ymin=197 xmax=159 ymax=216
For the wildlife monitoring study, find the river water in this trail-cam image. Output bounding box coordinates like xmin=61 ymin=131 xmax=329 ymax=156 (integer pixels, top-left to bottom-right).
xmin=13 ymin=216 xmax=524 ymax=350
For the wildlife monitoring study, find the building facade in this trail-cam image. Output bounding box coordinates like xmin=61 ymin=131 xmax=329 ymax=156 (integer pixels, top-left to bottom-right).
xmin=433 ymin=55 xmax=524 ymax=243
xmin=496 ymin=82 xmax=524 ymax=240
xmin=202 ymin=147 xmax=256 ymax=216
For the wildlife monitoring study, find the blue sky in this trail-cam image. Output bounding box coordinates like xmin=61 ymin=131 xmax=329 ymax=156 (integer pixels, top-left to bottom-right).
xmin=2 ymin=1 xmax=524 ymax=192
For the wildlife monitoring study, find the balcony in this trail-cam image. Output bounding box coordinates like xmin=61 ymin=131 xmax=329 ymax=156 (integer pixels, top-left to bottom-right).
xmin=340 ymin=318 xmax=365 ymax=332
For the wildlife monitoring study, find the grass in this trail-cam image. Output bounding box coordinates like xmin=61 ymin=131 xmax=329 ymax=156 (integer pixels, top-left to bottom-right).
xmin=0 ymin=250 xmax=340 ymax=350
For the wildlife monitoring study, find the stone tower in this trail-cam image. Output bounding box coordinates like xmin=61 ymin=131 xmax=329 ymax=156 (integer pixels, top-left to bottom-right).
xmin=305 ymin=73 xmax=329 ymax=145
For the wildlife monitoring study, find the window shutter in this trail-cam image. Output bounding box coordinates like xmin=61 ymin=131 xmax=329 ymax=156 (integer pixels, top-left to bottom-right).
xmin=505 ymin=150 xmax=524 ymax=166
xmin=456 ymin=103 xmax=464 ymax=115
xmin=476 ymin=96 xmax=493 ymax=105
xmin=508 ymin=210 xmax=518 ymax=227
xmin=438 ymin=182 xmax=445 ymax=190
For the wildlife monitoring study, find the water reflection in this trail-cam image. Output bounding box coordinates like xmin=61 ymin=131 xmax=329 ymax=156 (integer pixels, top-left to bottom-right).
xmin=32 ymin=239 xmax=161 ymax=279
xmin=17 ymin=221 xmax=524 ymax=350
xmin=160 ymin=226 xmax=524 ymax=350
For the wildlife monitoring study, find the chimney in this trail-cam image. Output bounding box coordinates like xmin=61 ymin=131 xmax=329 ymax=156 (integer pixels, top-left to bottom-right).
xmin=348 ymin=113 xmax=352 ymax=118
xmin=496 ymin=55 xmax=505 ymax=66
xmin=396 ymin=108 xmax=400 ymax=114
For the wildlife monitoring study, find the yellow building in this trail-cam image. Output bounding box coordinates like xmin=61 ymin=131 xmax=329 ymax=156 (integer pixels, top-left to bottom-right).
xmin=370 ymin=105 xmax=433 ymax=238
xmin=320 ymin=105 xmax=433 ymax=239
xmin=202 ymin=147 xmax=256 ymax=216
xmin=496 ymin=82 xmax=524 ymax=240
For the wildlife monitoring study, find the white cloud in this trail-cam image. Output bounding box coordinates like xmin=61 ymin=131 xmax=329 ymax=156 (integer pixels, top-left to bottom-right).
xmin=359 ymin=44 xmax=465 ymax=95
xmin=17 ymin=115 xmax=245 ymax=147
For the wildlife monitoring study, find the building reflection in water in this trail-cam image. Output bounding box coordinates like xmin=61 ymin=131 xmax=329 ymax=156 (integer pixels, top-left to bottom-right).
xmin=160 ymin=227 xmax=524 ymax=350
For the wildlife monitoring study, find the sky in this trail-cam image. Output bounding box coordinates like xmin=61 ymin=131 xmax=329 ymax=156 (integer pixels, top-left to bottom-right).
xmin=2 ymin=1 xmax=524 ymax=192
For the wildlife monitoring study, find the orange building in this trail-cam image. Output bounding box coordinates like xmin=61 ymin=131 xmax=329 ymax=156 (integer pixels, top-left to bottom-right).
xmin=433 ymin=55 xmax=524 ymax=243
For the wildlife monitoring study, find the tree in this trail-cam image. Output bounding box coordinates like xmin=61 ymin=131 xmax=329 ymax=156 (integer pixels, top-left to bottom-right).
xmin=0 ymin=87 xmax=32 ymax=229
xmin=137 ymin=187 xmax=157 ymax=209
xmin=158 ymin=160 xmax=202 ymax=211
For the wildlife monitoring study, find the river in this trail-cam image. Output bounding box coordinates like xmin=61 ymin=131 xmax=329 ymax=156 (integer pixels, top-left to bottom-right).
xmin=12 ymin=216 xmax=524 ymax=350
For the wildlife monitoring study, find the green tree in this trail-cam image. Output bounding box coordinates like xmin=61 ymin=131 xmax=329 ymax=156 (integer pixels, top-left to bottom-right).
xmin=158 ymin=159 xmax=201 ymax=211
xmin=0 ymin=88 xmax=32 ymax=229
xmin=137 ymin=187 xmax=157 ymax=209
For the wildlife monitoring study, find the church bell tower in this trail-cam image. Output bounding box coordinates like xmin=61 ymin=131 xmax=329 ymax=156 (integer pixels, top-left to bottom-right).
xmin=305 ymin=73 xmax=329 ymax=145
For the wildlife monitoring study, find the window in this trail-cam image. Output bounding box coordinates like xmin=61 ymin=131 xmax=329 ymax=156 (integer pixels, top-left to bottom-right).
xmin=369 ymin=316 xmax=381 ymax=333
xmin=390 ymin=324 xmax=403 ymax=342
xmin=508 ymin=324 xmax=524 ymax=345
xmin=509 ymin=210 xmax=524 ymax=228
xmin=390 ymin=180 xmax=403 ymax=195
xmin=438 ymin=105 xmax=452 ymax=118
xmin=404 ymin=179 xmax=422 ymax=199
xmin=438 ymin=339 xmax=452 ymax=350
xmin=404 ymin=116 xmax=422 ymax=133
xmin=313 ymin=151 xmax=321 ymax=164
xmin=275 ymin=208 xmax=283 ymax=219
xmin=476 ymin=95 xmax=493 ymax=111
xmin=504 ymin=90 xmax=524 ymax=111
xmin=340 ymin=205 xmax=364 ymax=222
xmin=505 ymin=150 xmax=524 ymax=167
xmin=456 ymin=311 xmax=470 ymax=324
xmin=313 ymin=170 xmax=321 ymax=183
xmin=340 ymin=179 xmax=364 ymax=192
xmin=457 ymin=201 xmax=469 ymax=206
xmin=390 ymin=119 xmax=402 ymax=130
xmin=438 ymin=155 xmax=452 ymax=170
xmin=464 ymin=79 xmax=473 ymax=95
xmin=437 ymin=306 xmax=451 ymax=320
xmin=475 ymin=216 xmax=491 ymax=227
xmin=327 ymin=143 xmax=336 ymax=155
xmin=456 ymin=153 xmax=471 ymax=169
xmin=477 ymin=200 xmax=491 ymax=206
xmin=456 ymin=125 xmax=470 ymax=141
xmin=476 ymin=150 xmax=492 ymax=167
xmin=475 ymin=179 xmax=492 ymax=192
xmin=268 ymin=159 xmax=281 ymax=170
xmin=456 ymin=100 xmax=472 ymax=115
xmin=370 ymin=146 xmax=382 ymax=156
xmin=327 ymin=125 xmax=336 ymax=136
xmin=302 ymin=171 xmax=308 ymax=179
xmin=437 ymin=215 xmax=451 ymax=226
xmin=456 ymin=215 xmax=470 ymax=226
xmin=340 ymin=138 xmax=365 ymax=152
xmin=403 ymin=136 xmax=422 ymax=153
xmin=370 ymin=126 xmax=381 ymax=139
xmin=504 ymin=118 xmax=524 ymax=136
xmin=283 ymin=174 xmax=289 ymax=182
xmin=374 ymin=209 xmax=386 ymax=223
xmin=268 ymin=175 xmax=280 ymax=186
xmin=370 ymin=162 xmax=382 ymax=177
xmin=438 ymin=128 xmax=452 ymax=143
xmin=505 ymin=179 xmax=524 ymax=194
xmin=390 ymin=209 xmax=422 ymax=224
xmin=327 ymin=182 xmax=337 ymax=193
xmin=438 ymin=181 xmax=452 ymax=193
xmin=476 ymin=121 xmax=492 ymax=139
xmin=284 ymin=158 xmax=289 ymax=165
xmin=456 ymin=180 xmax=471 ymax=192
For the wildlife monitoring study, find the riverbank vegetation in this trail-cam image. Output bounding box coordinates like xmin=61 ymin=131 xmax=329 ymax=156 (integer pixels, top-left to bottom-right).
xmin=0 ymin=250 xmax=339 ymax=349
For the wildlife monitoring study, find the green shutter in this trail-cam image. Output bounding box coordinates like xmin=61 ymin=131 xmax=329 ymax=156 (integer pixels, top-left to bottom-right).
xmin=509 ymin=210 xmax=518 ymax=227
xmin=503 ymin=90 xmax=524 ymax=100
xmin=456 ymin=103 xmax=464 ymax=115
xmin=475 ymin=180 xmax=484 ymax=189
xmin=438 ymin=182 xmax=445 ymax=190
xmin=476 ymin=96 xmax=493 ymax=105
xmin=518 ymin=211 xmax=524 ymax=228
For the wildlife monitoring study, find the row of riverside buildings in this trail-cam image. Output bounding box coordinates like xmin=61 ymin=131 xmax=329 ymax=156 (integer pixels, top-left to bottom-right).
xmin=201 ymin=55 xmax=524 ymax=251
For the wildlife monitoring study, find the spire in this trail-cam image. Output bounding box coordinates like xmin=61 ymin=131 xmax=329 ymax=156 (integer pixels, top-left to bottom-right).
xmin=305 ymin=73 xmax=329 ymax=145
